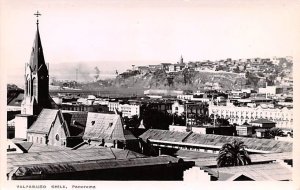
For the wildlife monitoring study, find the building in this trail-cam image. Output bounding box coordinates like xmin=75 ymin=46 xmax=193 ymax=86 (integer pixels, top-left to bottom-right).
xmin=140 ymin=129 xmax=292 ymax=155
xmin=7 ymin=89 xmax=24 ymax=111
xmin=249 ymin=118 xmax=276 ymax=128
xmin=258 ymin=86 xmax=283 ymax=97
xmin=26 ymin=109 xmax=137 ymax=149
xmin=177 ymin=94 xmax=193 ymax=101
xmin=82 ymin=111 xmax=138 ymax=149
xmin=20 ymin=19 xmax=57 ymax=116
xmin=144 ymin=89 xmax=184 ymax=97
xmin=14 ymin=16 xmax=58 ymax=139
xmin=204 ymin=162 xmax=292 ymax=181
xmin=208 ymin=102 xmax=293 ymax=129
xmin=118 ymin=103 xmax=140 ymax=118
xmin=172 ymin=101 xmax=185 ymax=115
xmin=169 ymin=125 xmax=187 ymax=133
xmin=161 ymin=63 xmax=172 ymax=71
xmin=236 ymin=124 xmax=253 ymax=137
xmin=137 ymin=66 xmax=150 ymax=75
xmin=108 ymin=100 xmax=120 ymax=111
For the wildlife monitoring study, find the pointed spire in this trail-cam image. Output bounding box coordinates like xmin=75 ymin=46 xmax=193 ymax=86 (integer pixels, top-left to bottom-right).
xmin=29 ymin=11 xmax=47 ymax=73
xmin=34 ymin=11 xmax=41 ymax=26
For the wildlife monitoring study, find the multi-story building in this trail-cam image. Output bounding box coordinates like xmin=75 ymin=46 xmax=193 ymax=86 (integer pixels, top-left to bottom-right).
xmin=118 ymin=104 xmax=140 ymax=118
xmin=108 ymin=101 xmax=120 ymax=112
xmin=208 ymin=102 xmax=293 ymax=129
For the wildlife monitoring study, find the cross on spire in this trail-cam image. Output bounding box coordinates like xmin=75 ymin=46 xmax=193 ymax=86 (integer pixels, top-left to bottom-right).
xmin=34 ymin=11 xmax=42 ymax=25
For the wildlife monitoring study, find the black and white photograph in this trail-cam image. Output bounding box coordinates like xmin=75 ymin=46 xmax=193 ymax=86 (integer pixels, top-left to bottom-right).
xmin=1 ymin=0 xmax=299 ymax=189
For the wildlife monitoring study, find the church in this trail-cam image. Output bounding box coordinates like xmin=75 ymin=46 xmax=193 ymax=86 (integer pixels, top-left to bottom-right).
xmin=14 ymin=12 xmax=138 ymax=150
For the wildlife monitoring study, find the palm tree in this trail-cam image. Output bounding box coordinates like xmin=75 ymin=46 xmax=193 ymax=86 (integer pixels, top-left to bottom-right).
xmin=266 ymin=127 xmax=284 ymax=138
xmin=217 ymin=140 xmax=251 ymax=167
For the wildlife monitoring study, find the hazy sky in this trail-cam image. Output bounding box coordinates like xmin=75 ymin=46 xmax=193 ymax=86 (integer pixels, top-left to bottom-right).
xmin=1 ymin=0 xmax=300 ymax=86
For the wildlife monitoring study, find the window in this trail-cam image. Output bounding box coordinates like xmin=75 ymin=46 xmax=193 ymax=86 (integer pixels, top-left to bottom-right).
xmin=55 ymin=134 xmax=60 ymax=141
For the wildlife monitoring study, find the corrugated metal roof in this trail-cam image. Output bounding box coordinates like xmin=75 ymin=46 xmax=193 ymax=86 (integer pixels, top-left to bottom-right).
xmin=7 ymin=147 xmax=176 ymax=176
xmin=140 ymin=129 xmax=190 ymax=142
xmin=11 ymin=155 xmax=179 ymax=176
xmin=193 ymin=152 xmax=292 ymax=167
xmin=140 ymin=129 xmax=292 ymax=153
xmin=207 ymin=162 xmax=292 ymax=181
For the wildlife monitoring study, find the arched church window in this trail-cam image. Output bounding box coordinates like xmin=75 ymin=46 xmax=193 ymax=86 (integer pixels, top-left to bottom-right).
xmin=55 ymin=134 xmax=59 ymax=141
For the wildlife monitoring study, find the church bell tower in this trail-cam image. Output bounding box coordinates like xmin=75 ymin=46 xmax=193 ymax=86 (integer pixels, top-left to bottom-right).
xmin=21 ymin=11 xmax=51 ymax=115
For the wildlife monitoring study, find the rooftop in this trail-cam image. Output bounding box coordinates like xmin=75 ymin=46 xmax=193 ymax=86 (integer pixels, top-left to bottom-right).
xmin=192 ymin=152 xmax=292 ymax=167
xmin=206 ymin=162 xmax=292 ymax=181
xmin=7 ymin=147 xmax=179 ymax=177
xmin=140 ymin=129 xmax=292 ymax=153
xmin=250 ymin=119 xmax=276 ymax=124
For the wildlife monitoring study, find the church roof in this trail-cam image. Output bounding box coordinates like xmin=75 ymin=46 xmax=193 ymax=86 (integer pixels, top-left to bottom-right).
xmin=27 ymin=109 xmax=59 ymax=134
xmin=29 ymin=24 xmax=47 ymax=73
xmin=27 ymin=108 xmax=136 ymax=141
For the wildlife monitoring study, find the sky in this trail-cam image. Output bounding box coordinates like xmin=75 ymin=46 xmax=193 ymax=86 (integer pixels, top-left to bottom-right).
xmin=1 ymin=0 xmax=300 ymax=87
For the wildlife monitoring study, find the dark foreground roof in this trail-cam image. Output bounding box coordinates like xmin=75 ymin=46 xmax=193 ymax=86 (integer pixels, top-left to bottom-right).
xmin=140 ymin=129 xmax=293 ymax=153
xmin=7 ymin=147 xmax=180 ymax=177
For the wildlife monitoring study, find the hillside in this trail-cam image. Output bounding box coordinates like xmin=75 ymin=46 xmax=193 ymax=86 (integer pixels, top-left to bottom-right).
xmin=113 ymin=70 xmax=249 ymax=91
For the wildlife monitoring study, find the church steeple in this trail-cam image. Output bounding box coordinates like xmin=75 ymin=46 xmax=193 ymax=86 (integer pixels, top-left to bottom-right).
xmin=21 ymin=11 xmax=52 ymax=115
xmin=29 ymin=11 xmax=47 ymax=74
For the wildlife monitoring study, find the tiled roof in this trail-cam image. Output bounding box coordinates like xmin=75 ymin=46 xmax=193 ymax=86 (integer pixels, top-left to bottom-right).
xmin=27 ymin=109 xmax=59 ymax=134
xmin=206 ymin=162 xmax=292 ymax=181
xmin=140 ymin=129 xmax=292 ymax=153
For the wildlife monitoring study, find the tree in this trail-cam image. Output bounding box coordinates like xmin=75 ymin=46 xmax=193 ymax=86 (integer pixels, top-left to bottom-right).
xmin=266 ymin=127 xmax=284 ymax=138
xmin=142 ymin=108 xmax=172 ymax=130
xmin=217 ymin=140 xmax=251 ymax=167
xmin=123 ymin=115 xmax=140 ymax=129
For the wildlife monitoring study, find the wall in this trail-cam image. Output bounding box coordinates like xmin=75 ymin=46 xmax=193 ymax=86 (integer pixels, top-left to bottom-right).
xmin=15 ymin=115 xmax=35 ymax=139
xmin=48 ymin=114 xmax=67 ymax=147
